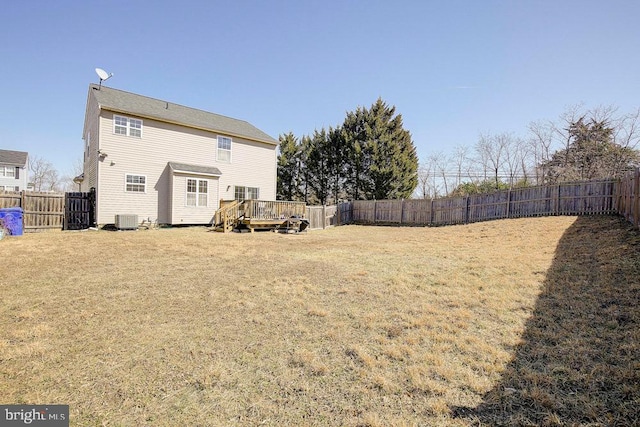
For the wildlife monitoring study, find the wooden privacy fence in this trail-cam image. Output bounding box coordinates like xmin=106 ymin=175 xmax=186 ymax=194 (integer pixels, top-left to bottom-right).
xmin=342 ymin=179 xmax=621 ymax=227
xmin=3 ymin=174 xmax=638 ymax=232
xmin=0 ymin=191 xmax=65 ymax=231
xmin=615 ymin=168 xmax=640 ymax=229
xmin=0 ymin=190 xmax=96 ymax=231
xmin=306 ymin=205 xmax=339 ymax=230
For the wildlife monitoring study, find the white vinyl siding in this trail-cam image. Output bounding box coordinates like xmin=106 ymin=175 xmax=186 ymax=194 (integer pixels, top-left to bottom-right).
xmin=95 ymin=110 xmax=276 ymax=225
xmin=114 ymin=115 xmax=143 ymax=137
xmin=186 ymin=178 xmax=208 ymax=207
xmin=85 ymin=131 xmax=91 ymax=161
xmin=217 ymin=136 xmax=231 ymax=163
xmin=125 ymin=174 xmax=146 ymax=193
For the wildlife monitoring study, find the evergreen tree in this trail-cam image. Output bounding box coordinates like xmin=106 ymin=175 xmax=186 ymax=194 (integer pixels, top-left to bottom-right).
xmin=541 ymin=117 xmax=639 ymax=182
xmin=276 ymin=99 xmax=418 ymax=203
xmin=342 ymin=107 xmax=369 ymax=200
xmin=327 ymin=127 xmax=346 ymax=204
xmin=341 ymin=98 xmax=418 ymax=199
xmin=298 ymin=135 xmax=314 ymax=204
xmin=307 ymin=129 xmax=332 ymax=205
xmin=276 ymin=132 xmax=299 ymax=200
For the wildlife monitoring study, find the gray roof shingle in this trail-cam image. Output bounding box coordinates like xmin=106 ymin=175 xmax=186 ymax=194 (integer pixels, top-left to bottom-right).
xmin=0 ymin=149 xmax=28 ymax=166
xmin=168 ymin=162 xmax=222 ymax=176
xmin=89 ymin=84 xmax=277 ymax=145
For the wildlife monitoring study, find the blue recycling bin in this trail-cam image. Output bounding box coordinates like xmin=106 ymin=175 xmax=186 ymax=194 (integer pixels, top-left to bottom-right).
xmin=0 ymin=207 xmax=23 ymax=236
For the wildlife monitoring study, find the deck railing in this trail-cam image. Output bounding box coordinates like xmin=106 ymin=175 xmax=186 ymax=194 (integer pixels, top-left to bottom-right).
xmin=243 ymin=199 xmax=307 ymax=220
xmin=215 ymin=200 xmax=241 ymax=232
xmin=214 ymin=199 xmax=307 ymax=232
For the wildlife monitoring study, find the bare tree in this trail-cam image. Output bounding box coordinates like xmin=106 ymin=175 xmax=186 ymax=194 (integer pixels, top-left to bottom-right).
xmin=475 ymin=133 xmax=509 ymax=189
xmin=452 ymin=145 xmax=471 ymax=190
xmin=434 ymin=152 xmax=451 ymax=195
xmin=29 ymin=155 xmax=61 ymax=192
xmin=61 ymin=157 xmax=84 ymax=192
xmin=501 ymin=134 xmax=527 ymax=187
xmin=528 ymin=120 xmax=556 ymax=184
xmin=417 ymin=153 xmax=447 ymax=198
xmin=611 ymin=107 xmax=640 ymax=150
xmin=417 ymin=158 xmax=434 ymax=199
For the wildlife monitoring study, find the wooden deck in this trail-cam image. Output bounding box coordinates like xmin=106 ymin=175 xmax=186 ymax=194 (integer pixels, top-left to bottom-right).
xmin=214 ymin=199 xmax=307 ymax=232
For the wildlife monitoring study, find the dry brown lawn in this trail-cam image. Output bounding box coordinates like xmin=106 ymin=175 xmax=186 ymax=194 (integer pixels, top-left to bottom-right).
xmin=1 ymin=216 xmax=638 ymax=426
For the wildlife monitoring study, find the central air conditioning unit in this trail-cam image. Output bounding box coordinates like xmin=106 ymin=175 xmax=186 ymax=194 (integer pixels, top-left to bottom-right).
xmin=115 ymin=214 xmax=138 ymax=230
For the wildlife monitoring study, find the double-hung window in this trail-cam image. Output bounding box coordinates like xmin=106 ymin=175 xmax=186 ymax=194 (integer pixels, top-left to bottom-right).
xmin=114 ymin=115 xmax=143 ymax=137
xmin=234 ymin=186 xmax=259 ymax=201
xmin=217 ymin=136 xmax=232 ymax=162
xmin=125 ymin=174 xmax=146 ymax=193
xmin=186 ymin=179 xmax=208 ymax=207
xmin=0 ymin=166 xmax=15 ymax=178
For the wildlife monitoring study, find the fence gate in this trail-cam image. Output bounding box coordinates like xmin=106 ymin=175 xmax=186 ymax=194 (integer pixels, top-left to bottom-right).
xmin=64 ymin=189 xmax=96 ymax=230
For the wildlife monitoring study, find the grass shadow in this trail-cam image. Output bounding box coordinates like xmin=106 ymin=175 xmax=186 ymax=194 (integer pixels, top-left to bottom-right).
xmin=452 ymin=216 xmax=640 ymax=426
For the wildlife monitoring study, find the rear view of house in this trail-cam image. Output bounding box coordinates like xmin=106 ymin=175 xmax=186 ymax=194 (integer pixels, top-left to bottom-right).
xmin=0 ymin=149 xmax=29 ymax=192
xmin=79 ymin=84 xmax=278 ymax=226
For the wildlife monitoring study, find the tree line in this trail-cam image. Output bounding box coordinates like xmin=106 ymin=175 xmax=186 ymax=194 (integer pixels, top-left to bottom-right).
xmin=418 ymin=105 xmax=640 ymax=198
xmin=278 ymin=103 xmax=640 ymax=203
xmin=277 ymin=98 xmax=419 ymax=204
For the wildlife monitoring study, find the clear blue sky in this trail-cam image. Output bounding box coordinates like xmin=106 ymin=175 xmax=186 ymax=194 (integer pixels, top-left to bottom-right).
xmin=1 ymin=1 xmax=639 ymax=177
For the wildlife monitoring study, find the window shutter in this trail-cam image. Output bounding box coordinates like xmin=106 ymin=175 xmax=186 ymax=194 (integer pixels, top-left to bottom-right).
xmin=15 ymin=167 xmax=19 ymax=179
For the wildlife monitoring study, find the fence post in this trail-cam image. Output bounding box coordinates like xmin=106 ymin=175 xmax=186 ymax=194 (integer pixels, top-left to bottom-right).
xmin=322 ymin=204 xmax=326 ymax=229
xmin=400 ymin=199 xmax=404 ymax=225
xmin=430 ymin=199 xmax=434 ymax=225
xmin=632 ymin=168 xmax=640 ymax=228
xmin=20 ymin=191 xmax=26 ymax=231
xmin=507 ymin=189 xmax=512 ymax=218
xmin=464 ymin=196 xmax=470 ymax=224
xmin=373 ymin=200 xmax=377 ymax=224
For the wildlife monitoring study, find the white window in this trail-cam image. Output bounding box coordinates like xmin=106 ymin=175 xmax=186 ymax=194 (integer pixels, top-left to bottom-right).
xmin=217 ymin=136 xmax=232 ymax=162
xmin=234 ymin=186 xmax=259 ymax=201
xmin=0 ymin=166 xmax=15 ymax=178
xmin=0 ymin=186 xmax=19 ymax=191
xmin=114 ymin=115 xmax=143 ymax=137
xmin=186 ymin=179 xmax=208 ymax=207
xmin=125 ymin=174 xmax=146 ymax=193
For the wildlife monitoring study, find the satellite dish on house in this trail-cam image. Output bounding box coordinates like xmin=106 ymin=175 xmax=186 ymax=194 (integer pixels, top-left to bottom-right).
xmin=95 ymin=67 xmax=113 ymax=89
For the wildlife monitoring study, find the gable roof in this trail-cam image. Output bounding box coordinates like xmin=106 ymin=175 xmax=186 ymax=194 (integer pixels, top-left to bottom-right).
xmin=88 ymin=84 xmax=277 ymax=145
xmin=0 ymin=149 xmax=28 ymax=167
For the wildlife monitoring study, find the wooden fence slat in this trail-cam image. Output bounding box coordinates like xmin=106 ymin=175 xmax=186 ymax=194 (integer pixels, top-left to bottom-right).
xmin=0 ymin=190 xmax=95 ymax=232
xmin=340 ymin=176 xmax=640 ymax=229
xmin=4 ymin=173 xmax=639 ymax=233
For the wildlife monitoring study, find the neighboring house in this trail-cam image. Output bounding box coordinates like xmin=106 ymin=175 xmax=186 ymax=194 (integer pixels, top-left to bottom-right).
xmin=0 ymin=149 xmax=28 ymax=192
xmin=80 ymin=84 xmax=278 ymax=226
